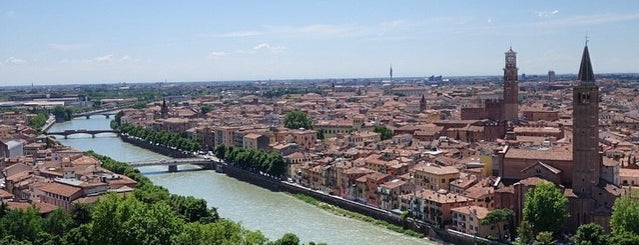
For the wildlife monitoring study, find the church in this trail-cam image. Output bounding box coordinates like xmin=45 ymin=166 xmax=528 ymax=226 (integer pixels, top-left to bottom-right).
xmin=493 ymin=44 xmax=624 ymax=232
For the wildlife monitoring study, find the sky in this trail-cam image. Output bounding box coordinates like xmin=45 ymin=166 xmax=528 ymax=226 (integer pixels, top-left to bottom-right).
xmin=1 ymin=1 xmax=638 ymax=86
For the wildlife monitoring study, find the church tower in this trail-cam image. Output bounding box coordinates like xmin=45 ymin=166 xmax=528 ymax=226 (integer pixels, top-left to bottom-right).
xmin=503 ymin=47 xmax=519 ymax=121
xmin=161 ymin=98 xmax=169 ymax=119
xmin=572 ymin=44 xmax=600 ymax=196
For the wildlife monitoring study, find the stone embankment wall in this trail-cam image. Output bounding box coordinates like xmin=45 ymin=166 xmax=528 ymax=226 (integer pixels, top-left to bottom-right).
xmin=120 ymin=134 xmax=191 ymax=158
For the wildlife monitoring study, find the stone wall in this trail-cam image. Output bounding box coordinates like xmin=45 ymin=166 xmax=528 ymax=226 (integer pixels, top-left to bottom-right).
xmin=120 ymin=134 xmax=191 ymax=158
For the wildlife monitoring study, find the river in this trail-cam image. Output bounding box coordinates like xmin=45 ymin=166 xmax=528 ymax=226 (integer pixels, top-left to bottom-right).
xmin=48 ymin=116 xmax=436 ymax=245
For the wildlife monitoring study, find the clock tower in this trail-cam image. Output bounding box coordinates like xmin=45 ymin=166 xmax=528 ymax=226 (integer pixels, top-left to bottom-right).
xmin=503 ymin=47 xmax=519 ymax=121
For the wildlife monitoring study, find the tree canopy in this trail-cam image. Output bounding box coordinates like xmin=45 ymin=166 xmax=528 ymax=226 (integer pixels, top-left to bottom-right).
xmin=573 ymin=223 xmax=609 ymax=245
xmin=116 ymin=124 xmax=201 ymax=152
xmin=373 ymin=125 xmax=393 ymax=141
xmin=480 ymin=208 xmax=514 ymax=241
xmin=215 ymin=144 xmax=288 ymax=178
xmin=521 ymin=182 xmax=568 ymax=236
xmin=610 ymin=195 xmax=639 ymax=243
xmin=284 ymin=110 xmax=312 ymax=130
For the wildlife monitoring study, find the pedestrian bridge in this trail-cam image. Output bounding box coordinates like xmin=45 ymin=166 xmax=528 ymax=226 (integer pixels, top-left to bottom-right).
xmin=47 ymin=129 xmax=119 ymax=139
xmin=128 ymin=158 xmax=216 ymax=172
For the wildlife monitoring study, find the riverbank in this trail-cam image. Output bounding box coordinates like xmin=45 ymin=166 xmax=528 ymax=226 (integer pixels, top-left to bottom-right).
xmin=292 ymin=193 xmax=424 ymax=238
xmin=120 ymin=134 xmax=192 ymax=158
xmin=120 ymin=134 xmax=465 ymax=244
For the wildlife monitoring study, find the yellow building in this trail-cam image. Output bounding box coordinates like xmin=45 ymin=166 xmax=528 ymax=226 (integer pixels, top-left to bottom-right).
xmin=411 ymin=163 xmax=460 ymax=191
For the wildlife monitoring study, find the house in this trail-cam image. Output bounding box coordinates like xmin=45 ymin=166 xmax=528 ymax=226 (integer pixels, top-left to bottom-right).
xmin=243 ymin=133 xmax=270 ymax=150
xmin=378 ymin=179 xmax=413 ymax=211
xmin=39 ymin=182 xmax=83 ymax=210
xmin=451 ymin=205 xmax=502 ymax=239
xmin=411 ymin=163 xmax=460 ymax=191
xmin=403 ymin=189 xmax=472 ymax=227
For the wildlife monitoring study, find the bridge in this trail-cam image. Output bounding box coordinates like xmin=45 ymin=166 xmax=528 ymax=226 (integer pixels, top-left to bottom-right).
xmin=128 ymin=158 xmax=217 ymax=172
xmin=73 ymin=106 xmax=130 ymax=119
xmin=47 ymin=129 xmax=119 ymax=139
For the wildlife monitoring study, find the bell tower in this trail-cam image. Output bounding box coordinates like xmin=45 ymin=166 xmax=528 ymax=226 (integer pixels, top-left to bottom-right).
xmin=572 ymin=43 xmax=600 ymax=196
xmin=503 ymin=47 xmax=519 ymax=121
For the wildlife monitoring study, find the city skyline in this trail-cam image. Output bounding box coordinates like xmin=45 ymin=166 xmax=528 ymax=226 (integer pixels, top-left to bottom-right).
xmin=1 ymin=1 xmax=639 ymax=86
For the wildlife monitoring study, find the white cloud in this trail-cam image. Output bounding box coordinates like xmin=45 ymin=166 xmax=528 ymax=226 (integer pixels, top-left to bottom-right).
xmin=252 ymin=43 xmax=286 ymax=53
xmin=93 ymin=54 xmax=114 ymax=63
xmin=5 ymin=10 xmax=15 ymax=18
xmin=121 ymin=55 xmax=131 ymax=61
xmin=536 ymin=10 xmax=560 ymax=18
xmin=487 ymin=18 xmax=493 ymax=25
xmin=4 ymin=57 xmax=27 ymax=65
xmin=48 ymin=43 xmax=89 ymax=51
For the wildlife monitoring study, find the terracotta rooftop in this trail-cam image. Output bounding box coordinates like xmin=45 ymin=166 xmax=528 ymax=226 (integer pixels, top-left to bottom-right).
xmin=505 ymin=148 xmax=572 ymax=161
xmin=40 ymin=182 xmax=82 ymax=197
xmin=413 ymin=189 xmax=472 ymax=204
xmin=380 ymin=179 xmax=407 ymax=189
xmin=451 ymin=205 xmax=489 ymax=220
xmin=412 ymin=163 xmax=459 ymax=175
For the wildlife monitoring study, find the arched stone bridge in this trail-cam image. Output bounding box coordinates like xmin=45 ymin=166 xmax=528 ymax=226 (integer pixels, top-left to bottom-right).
xmin=46 ymin=129 xmax=119 ymax=139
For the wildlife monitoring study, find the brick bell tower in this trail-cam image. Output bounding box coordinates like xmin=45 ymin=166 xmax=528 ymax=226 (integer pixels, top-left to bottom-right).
xmin=572 ymin=43 xmax=600 ymax=196
xmin=503 ymin=47 xmax=519 ymax=121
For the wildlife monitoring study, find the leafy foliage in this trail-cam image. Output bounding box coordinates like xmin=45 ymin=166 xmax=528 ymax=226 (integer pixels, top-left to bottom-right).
xmin=573 ymin=223 xmax=609 ymax=245
xmin=284 ymin=110 xmax=312 ymax=130
xmin=534 ymin=231 xmax=555 ymax=245
xmin=117 ymin=124 xmax=201 ymax=152
xmin=27 ymin=111 xmax=48 ymax=131
xmin=51 ymin=105 xmax=74 ymax=121
xmin=214 ymin=144 xmax=288 ymax=178
xmin=480 ymin=208 xmax=514 ymax=241
xmin=522 ymin=182 xmax=568 ymax=236
xmin=373 ymin=125 xmax=393 ymax=140
xmin=610 ymin=196 xmax=639 ymax=243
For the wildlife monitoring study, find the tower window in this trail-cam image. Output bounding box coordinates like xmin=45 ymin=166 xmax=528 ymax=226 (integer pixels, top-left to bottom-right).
xmin=579 ymin=93 xmax=591 ymax=104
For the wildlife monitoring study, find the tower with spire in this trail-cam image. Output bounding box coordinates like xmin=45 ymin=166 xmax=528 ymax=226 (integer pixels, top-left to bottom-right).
xmin=572 ymin=43 xmax=599 ymax=197
xmin=503 ymin=47 xmax=519 ymax=121
xmin=567 ymin=42 xmax=623 ymax=231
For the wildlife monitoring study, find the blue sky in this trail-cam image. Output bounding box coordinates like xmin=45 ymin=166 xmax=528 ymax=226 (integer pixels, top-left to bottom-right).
xmin=1 ymin=1 xmax=638 ymax=85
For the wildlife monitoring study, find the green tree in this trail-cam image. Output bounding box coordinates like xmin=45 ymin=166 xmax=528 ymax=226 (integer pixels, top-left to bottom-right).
xmin=61 ymin=224 xmax=92 ymax=245
xmin=214 ymin=144 xmax=227 ymax=159
xmin=373 ymin=125 xmax=394 ymax=140
xmin=0 ymin=206 xmax=44 ymax=242
xmin=611 ymin=195 xmax=639 ymax=236
xmin=43 ymin=209 xmax=74 ymax=237
xmin=317 ymin=129 xmax=325 ymax=140
xmin=480 ymin=208 xmax=514 ymax=241
xmin=573 ymin=223 xmax=609 ymax=245
xmin=610 ymin=231 xmax=639 ymax=245
xmin=533 ymin=231 xmax=554 ymax=245
xmin=271 ymin=233 xmax=300 ymax=245
xmin=124 ymin=202 xmax=184 ymax=245
xmin=522 ymin=182 xmax=568 ymax=236
xmin=283 ymin=110 xmax=312 ymax=129
xmin=200 ymin=105 xmax=212 ymax=114
xmin=28 ymin=112 xmax=48 ymax=131
xmin=90 ymin=193 xmax=145 ymax=244
xmin=168 ymin=195 xmax=219 ymax=223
